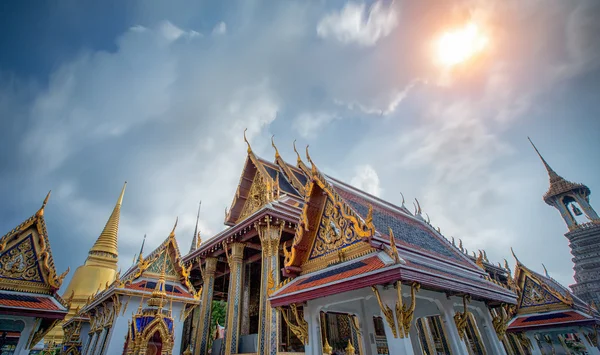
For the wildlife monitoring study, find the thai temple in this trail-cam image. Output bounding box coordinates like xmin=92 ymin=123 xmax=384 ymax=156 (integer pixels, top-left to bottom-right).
xmin=1 ymin=133 xmax=599 ymax=355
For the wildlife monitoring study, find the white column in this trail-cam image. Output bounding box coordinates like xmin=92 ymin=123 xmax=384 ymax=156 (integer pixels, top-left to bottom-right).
xmin=579 ymin=330 xmax=600 ymax=355
xmin=14 ymin=317 xmax=35 ymax=355
xmin=525 ymin=333 xmax=542 ymax=355
xmin=437 ymin=298 xmax=469 ymax=355
xmin=378 ymin=286 xmax=414 ymax=355
xmin=358 ymin=299 xmax=377 ymax=355
xmin=304 ymin=302 xmax=323 ymax=355
xmin=477 ymin=307 xmax=507 ymax=355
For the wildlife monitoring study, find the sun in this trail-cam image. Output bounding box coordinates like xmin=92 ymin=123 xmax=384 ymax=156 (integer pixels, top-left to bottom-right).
xmin=436 ymin=23 xmax=488 ymax=67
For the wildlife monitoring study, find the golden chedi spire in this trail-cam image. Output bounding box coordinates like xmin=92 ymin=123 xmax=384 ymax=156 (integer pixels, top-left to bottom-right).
xmin=47 ymin=182 xmax=127 ymax=345
xmin=89 ymin=182 xmax=126 ymax=258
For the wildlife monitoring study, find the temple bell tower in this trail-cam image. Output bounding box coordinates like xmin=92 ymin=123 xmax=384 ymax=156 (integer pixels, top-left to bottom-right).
xmin=529 ymin=138 xmax=600 ymax=305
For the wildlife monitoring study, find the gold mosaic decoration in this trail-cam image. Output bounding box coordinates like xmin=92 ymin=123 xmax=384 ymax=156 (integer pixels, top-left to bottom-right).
xmin=454 ymin=295 xmax=471 ymax=340
xmin=0 ymin=236 xmax=41 ymax=282
xmin=278 ymin=303 xmax=309 ymax=345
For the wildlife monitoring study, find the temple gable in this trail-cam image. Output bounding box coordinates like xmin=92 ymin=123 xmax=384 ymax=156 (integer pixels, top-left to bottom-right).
xmin=0 ymin=212 xmax=67 ymax=294
xmin=519 ymin=276 xmax=563 ymax=310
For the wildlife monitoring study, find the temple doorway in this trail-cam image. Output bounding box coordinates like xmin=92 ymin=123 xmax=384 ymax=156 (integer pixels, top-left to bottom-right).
xmin=416 ymin=316 xmax=452 ymax=354
xmin=146 ymin=331 xmax=163 ymax=355
xmin=320 ymin=311 xmax=362 ymax=354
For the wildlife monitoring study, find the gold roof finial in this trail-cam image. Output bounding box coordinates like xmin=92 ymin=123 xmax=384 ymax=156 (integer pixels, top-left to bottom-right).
xmin=37 ymin=190 xmax=52 ymax=217
xmin=293 ymin=140 xmax=302 ymax=165
xmin=414 ymin=198 xmax=422 ymax=215
xmin=306 ymin=145 xmax=316 ymax=173
xmin=137 ymin=234 xmax=147 ymax=263
xmin=542 ymin=263 xmax=549 ymax=277
xmin=243 ymin=128 xmax=252 ymax=154
xmin=89 ymin=182 xmax=127 ymax=258
xmin=400 ymin=192 xmax=406 ymax=208
xmin=388 ymin=227 xmax=401 ymax=263
xmin=190 ymin=201 xmax=202 ymax=253
xmin=271 ymin=135 xmax=281 ymax=159
xmin=169 ymin=217 xmax=178 ymax=239
xmin=148 ymin=250 xmax=168 ymax=308
xmin=510 ymin=247 xmax=521 ymax=265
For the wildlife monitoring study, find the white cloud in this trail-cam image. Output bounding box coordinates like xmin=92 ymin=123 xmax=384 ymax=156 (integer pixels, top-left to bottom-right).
xmin=292 ymin=112 xmax=338 ymax=138
xmin=317 ymin=1 xmax=398 ymax=46
xmin=212 ymin=21 xmax=227 ymax=35
xmin=350 ymin=165 xmax=382 ymax=197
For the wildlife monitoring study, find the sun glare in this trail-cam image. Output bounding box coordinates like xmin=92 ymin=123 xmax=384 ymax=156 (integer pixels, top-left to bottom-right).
xmin=436 ymin=23 xmax=488 ymax=67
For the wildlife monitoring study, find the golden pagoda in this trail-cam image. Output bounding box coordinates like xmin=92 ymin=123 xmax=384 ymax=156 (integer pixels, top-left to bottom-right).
xmin=45 ymin=182 xmax=127 ymax=344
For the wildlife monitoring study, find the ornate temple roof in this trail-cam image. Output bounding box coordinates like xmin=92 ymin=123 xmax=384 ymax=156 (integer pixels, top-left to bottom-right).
xmin=82 ymin=221 xmax=199 ymax=312
xmin=506 ymin=254 xmax=600 ymax=331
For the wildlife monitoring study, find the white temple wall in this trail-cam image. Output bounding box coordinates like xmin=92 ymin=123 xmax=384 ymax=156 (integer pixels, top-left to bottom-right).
xmin=170 ymin=302 xmax=185 ymax=355
xmin=103 ymin=296 xmax=143 ymax=355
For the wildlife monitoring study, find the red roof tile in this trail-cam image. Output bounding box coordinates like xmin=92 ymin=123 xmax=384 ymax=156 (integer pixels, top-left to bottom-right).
xmin=276 ymin=255 xmax=386 ymax=297
xmin=0 ymin=293 xmax=61 ymax=311
xmin=508 ymin=311 xmax=593 ymax=330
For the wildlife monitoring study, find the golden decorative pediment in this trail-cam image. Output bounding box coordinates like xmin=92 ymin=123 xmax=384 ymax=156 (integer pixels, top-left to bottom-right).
xmin=284 ymin=164 xmax=375 ymax=273
xmin=0 ymin=210 xmax=67 ymax=294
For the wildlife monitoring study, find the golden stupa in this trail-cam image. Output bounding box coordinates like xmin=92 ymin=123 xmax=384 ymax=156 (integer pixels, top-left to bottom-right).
xmin=45 ymin=182 xmax=127 ymax=344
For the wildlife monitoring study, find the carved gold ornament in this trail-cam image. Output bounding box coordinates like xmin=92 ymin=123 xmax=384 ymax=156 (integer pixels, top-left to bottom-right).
xmin=491 ymin=304 xmax=510 ymax=339
xmin=278 ymin=304 xmax=309 ymax=345
xmin=395 ymin=281 xmax=420 ymax=338
xmin=454 ymin=295 xmax=471 ymax=340
xmin=372 ymin=286 xmax=397 ymax=338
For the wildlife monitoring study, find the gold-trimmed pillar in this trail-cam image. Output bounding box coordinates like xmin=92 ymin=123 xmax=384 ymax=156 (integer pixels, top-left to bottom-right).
xmin=224 ymin=242 xmax=246 ymax=355
xmin=257 ymin=219 xmax=283 ymax=355
xmin=240 ymin=262 xmax=251 ymax=336
xmin=194 ymin=257 xmax=217 ymax=355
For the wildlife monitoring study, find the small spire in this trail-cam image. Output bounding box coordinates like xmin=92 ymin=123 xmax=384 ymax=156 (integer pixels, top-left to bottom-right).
xmin=243 ymin=128 xmax=252 ymax=154
xmin=169 ymin=217 xmax=178 ymax=239
xmin=293 ymin=140 xmax=302 ymax=165
xmin=388 ymin=227 xmax=401 ymax=263
xmin=147 ymin=250 xmax=168 ymax=308
xmin=510 ymin=247 xmax=521 ymax=265
xmin=271 ymin=135 xmax=281 ymax=159
xmin=89 ymin=182 xmax=127 ymax=259
xmin=306 ymin=144 xmax=316 ymax=173
xmin=137 ymin=234 xmax=147 ymax=263
xmin=528 ymin=137 xmax=561 ymax=182
xmin=190 ymin=201 xmax=202 ymax=253
xmin=415 ymin=199 xmax=422 ymax=215
xmin=400 ymin=192 xmax=406 ymax=208
xmin=542 ymin=263 xmax=549 ymax=277
xmin=36 ymin=190 xmax=52 ymax=217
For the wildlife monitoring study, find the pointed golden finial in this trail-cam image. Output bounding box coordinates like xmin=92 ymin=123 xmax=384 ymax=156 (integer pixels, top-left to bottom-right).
xmin=510 ymin=247 xmax=521 ymax=265
xmin=483 ymin=249 xmax=488 ymax=262
xmin=89 ymin=182 xmax=127 ymax=258
xmin=137 ymin=234 xmax=147 ymax=263
xmin=148 ymin=249 xmax=168 ymax=308
xmin=169 ymin=217 xmax=178 ymax=238
xmin=243 ymin=128 xmax=252 ymax=154
xmin=293 ymin=139 xmax=302 ymax=164
xmin=400 ymin=192 xmax=406 ymax=208
xmin=426 ymin=213 xmax=431 ymax=224
xmin=190 ymin=201 xmax=202 ymax=253
xmin=451 ymin=236 xmax=455 ymax=246
xmin=476 ymin=250 xmax=484 ymax=268
xmin=459 ymin=238 xmax=464 ymax=252
xmin=366 ymin=204 xmax=374 ymax=228
xmin=37 ymin=190 xmax=52 ymax=217
xmin=271 ymin=135 xmax=280 ymax=159
xmin=305 ymin=144 xmax=315 ymax=168
xmin=415 ymin=198 xmax=422 ymax=215
xmin=345 ymin=340 xmax=356 ymax=354
xmin=388 ymin=227 xmax=401 ymax=263
xmin=542 ymin=263 xmax=549 ymax=277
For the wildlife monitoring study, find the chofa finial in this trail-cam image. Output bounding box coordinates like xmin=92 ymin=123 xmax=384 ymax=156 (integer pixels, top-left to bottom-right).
xmin=271 ymin=135 xmax=280 ymax=158
xmin=243 ymin=128 xmax=252 ymax=153
xmin=169 ymin=217 xmax=178 ymax=238
xmin=542 ymin=263 xmax=549 ymax=277
xmin=400 ymin=192 xmax=405 ymax=207
xmin=414 ymin=198 xmax=422 ymax=215
xmin=37 ymin=190 xmax=52 ymax=217
xmin=293 ymin=140 xmax=302 ymax=164
xmin=510 ymin=247 xmax=521 ymax=265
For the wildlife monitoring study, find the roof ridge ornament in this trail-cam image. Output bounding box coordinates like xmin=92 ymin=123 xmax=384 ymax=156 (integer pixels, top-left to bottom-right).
xmin=542 ymin=263 xmax=549 ymax=277
xmin=271 ymin=135 xmax=281 ymax=159
xmin=400 ymin=192 xmax=406 ymax=208
xmin=244 ymin=128 xmax=252 ymax=154
xmin=190 ymin=201 xmax=202 ymax=253
xmin=510 ymin=247 xmax=521 ymax=265
xmin=415 ymin=199 xmax=422 ymax=215
xmin=138 ymin=234 xmax=147 ymax=263
xmin=306 ymin=144 xmax=316 ymax=174
xmin=37 ymin=190 xmax=52 ymax=217
xmin=169 ymin=217 xmax=178 ymax=239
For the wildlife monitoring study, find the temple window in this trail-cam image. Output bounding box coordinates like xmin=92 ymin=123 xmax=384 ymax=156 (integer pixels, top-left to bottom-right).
xmin=463 ymin=314 xmax=487 ymax=355
xmin=372 ymin=316 xmax=389 ymax=355
xmin=562 ymin=196 xmax=588 ymax=225
xmin=416 ymin=316 xmax=451 ymax=355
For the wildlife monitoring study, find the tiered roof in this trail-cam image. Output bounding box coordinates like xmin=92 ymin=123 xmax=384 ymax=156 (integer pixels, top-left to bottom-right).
xmin=507 ymin=254 xmax=599 ymax=331
xmin=80 ymin=220 xmax=199 ymax=313
xmin=182 ymin=135 xmax=518 ymax=306
xmin=0 ymin=193 xmax=69 ymax=348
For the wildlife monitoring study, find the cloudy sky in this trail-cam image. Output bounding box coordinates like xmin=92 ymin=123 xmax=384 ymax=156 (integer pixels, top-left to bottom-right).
xmin=1 ymin=0 xmax=599 ymax=292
